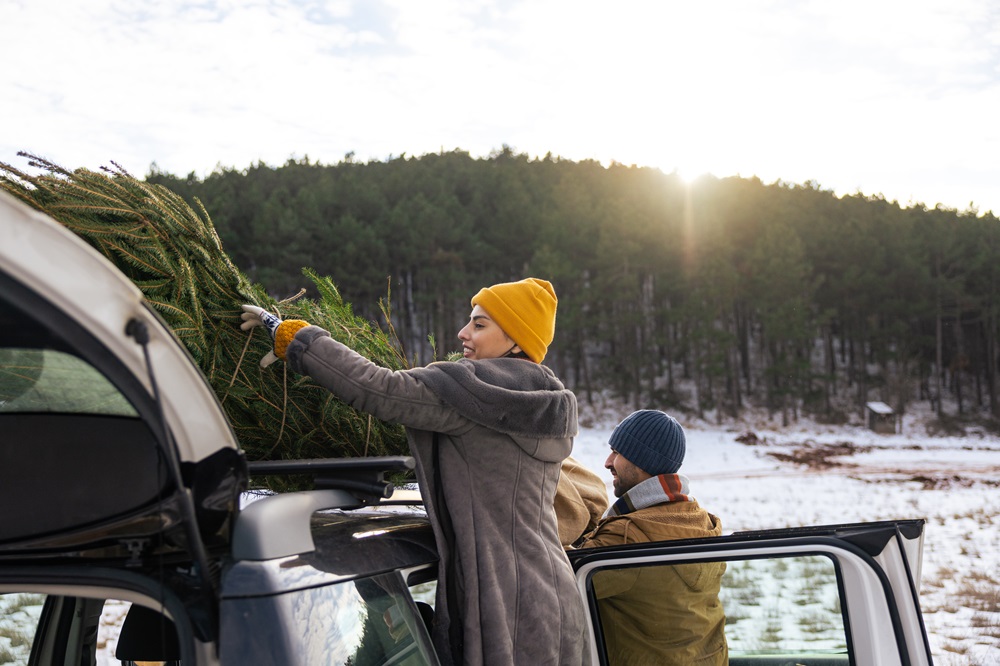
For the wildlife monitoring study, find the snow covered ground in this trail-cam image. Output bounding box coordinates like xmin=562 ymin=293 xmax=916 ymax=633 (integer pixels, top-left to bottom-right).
xmin=573 ymin=402 xmax=1000 ymax=664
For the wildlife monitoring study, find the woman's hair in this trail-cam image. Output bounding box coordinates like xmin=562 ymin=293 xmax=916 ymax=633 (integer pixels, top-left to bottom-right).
xmin=471 ymin=278 xmax=557 ymax=363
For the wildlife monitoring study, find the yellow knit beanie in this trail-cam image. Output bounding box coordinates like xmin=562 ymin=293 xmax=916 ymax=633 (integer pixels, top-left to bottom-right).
xmin=471 ymin=277 xmax=557 ymax=363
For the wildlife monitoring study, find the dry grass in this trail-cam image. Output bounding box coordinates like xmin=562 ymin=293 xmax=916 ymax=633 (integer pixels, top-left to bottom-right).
xmin=970 ymin=611 xmax=1000 ymax=636
xmin=958 ymin=576 xmax=1000 ymax=614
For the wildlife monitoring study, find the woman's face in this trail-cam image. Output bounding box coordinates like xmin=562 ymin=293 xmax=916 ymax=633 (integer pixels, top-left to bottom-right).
xmin=458 ymin=304 xmax=520 ymax=360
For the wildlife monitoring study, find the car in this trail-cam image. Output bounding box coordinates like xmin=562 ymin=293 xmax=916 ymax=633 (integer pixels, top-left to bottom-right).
xmin=0 ymin=190 xmax=934 ymax=665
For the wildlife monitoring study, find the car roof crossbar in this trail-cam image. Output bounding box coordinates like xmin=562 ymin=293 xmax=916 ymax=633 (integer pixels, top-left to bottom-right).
xmin=235 ymin=456 xmax=417 ymax=561
xmin=247 ymin=455 xmax=416 ymax=500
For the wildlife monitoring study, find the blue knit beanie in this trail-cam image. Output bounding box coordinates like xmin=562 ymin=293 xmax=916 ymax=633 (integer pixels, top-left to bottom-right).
xmin=608 ymin=410 xmax=686 ymax=475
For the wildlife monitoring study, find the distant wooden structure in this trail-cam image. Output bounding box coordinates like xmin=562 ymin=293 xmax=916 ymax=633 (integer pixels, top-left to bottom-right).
xmin=866 ymin=401 xmax=896 ymax=434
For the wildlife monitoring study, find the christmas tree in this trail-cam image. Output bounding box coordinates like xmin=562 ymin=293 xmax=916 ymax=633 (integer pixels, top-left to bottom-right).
xmin=0 ymin=153 xmax=410 ymax=470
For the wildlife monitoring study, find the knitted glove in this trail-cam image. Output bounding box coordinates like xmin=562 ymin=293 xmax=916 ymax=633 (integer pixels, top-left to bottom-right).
xmin=240 ymin=305 xmax=310 ymax=367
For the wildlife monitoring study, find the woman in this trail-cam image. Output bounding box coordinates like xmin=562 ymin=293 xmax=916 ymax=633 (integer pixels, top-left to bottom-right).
xmin=241 ymin=277 xmax=590 ymax=666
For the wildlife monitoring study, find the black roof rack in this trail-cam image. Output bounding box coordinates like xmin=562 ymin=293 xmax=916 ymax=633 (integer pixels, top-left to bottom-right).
xmin=234 ymin=456 xmax=419 ymax=561
xmin=247 ymin=455 xmax=415 ymax=500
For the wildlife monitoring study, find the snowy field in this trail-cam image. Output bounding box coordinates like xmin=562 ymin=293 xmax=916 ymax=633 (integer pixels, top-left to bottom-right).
xmin=574 ymin=402 xmax=1000 ymax=664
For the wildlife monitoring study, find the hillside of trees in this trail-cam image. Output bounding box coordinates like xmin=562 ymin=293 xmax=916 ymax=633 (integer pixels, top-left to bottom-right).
xmin=147 ymin=148 xmax=1000 ymax=430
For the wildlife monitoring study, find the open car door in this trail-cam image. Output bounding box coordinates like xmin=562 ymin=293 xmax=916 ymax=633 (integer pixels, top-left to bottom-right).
xmin=569 ymin=519 xmax=933 ymax=665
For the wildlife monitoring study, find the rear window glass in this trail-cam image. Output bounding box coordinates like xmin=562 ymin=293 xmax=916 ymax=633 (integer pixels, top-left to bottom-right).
xmin=0 ymin=348 xmax=136 ymax=416
xmin=221 ymin=571 xmax=438 ymax=665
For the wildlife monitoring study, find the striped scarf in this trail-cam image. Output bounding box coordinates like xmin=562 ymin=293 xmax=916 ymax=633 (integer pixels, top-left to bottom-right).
xmin=603 ymin=473 xmax=693 ymax=518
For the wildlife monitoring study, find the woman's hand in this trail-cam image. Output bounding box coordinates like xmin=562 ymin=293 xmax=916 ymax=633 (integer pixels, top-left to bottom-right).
xmin=240 ymin=305 xmax=310 ymax=368
xmin=240 ymin=304 xmax=282 ymax=367
xmin=241 ymin=304 xmax=283 ymax=337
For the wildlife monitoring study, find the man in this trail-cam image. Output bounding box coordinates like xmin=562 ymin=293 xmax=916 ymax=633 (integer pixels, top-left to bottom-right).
xmin=576 ymin=410 xmax=728 ymax=666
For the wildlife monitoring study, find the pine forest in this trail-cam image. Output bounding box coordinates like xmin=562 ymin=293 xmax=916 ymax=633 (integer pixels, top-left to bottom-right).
xmin=6 ymin=148 xmax=1000 ymax=439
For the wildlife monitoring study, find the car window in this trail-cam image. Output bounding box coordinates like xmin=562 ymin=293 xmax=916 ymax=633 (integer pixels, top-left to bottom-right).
xmin=588 ymin=554 xmax=850 ymax=665
xmin=0 ymin=290 xmax=171 ymax=545
xmin=0 ymin=592 xmax=45 ymax=664
xmin=408 ymin=580 xmax=437 ymax=608
xmin=0 ymin=348 xmax=136 ymax=416
xmin=0 ymin=287 xmax=137 ymax=417
xmin=0 ymin=593 xmax=132 ymax=666
xmin=722 ymin=555 xmax=847 ymax=655
xmin=221 ymin=571 xmax=438 ymax=666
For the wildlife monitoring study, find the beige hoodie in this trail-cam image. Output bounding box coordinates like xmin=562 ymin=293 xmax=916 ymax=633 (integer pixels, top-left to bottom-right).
xmin=555 ymin=456 xmax=610 ymax=547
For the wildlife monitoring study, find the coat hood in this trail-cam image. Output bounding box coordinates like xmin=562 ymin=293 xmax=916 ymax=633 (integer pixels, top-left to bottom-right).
xmin=409 ymin=358 xmax=578 ymax=439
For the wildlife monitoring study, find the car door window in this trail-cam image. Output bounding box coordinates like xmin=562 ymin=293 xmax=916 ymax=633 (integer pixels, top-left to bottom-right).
xmin=0 ymin=593 xmax=135 ymax=666
xmin=722 ymin=555 xmax=847 ymax=655
xmin=588 ymin=554 xmax=850 ymax=665
xmin=0 ymin=593 xmax=45 ymax=665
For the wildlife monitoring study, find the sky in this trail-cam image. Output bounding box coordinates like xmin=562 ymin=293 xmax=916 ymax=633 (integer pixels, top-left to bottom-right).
xmin=2 ymin=0 xmax=999 ymax=214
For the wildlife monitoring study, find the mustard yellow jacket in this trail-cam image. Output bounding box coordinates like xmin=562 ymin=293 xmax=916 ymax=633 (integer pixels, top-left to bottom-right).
xmin=577 ymin=500 xmax=727 ymax=665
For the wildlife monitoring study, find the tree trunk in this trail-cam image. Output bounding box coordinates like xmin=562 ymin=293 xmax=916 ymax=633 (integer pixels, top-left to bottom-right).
xmin=736 ymin=303 xmax=752 ymax=394
xmin=954 ymin=312 xmax=965 ymax=415
xmin=935 ymin=284 xmax=944 ymax=419
xmin=825 ymin=323 xmax=836 ymax=410
xmin=988 ymin=310 xmax=999 ymax=418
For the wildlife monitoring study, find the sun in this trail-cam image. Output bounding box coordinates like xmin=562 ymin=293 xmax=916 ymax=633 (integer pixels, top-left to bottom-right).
xmin=673 ymin=165 xmax=715 ymax=185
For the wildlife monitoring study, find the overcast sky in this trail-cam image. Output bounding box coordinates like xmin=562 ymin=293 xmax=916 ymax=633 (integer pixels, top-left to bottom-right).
xmin=3 ymin=0 xmax=998 ymax=214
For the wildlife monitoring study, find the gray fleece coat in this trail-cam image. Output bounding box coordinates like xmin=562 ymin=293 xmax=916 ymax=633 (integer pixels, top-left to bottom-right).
xmin=287 ymin=326 xmax=591 ymax=666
